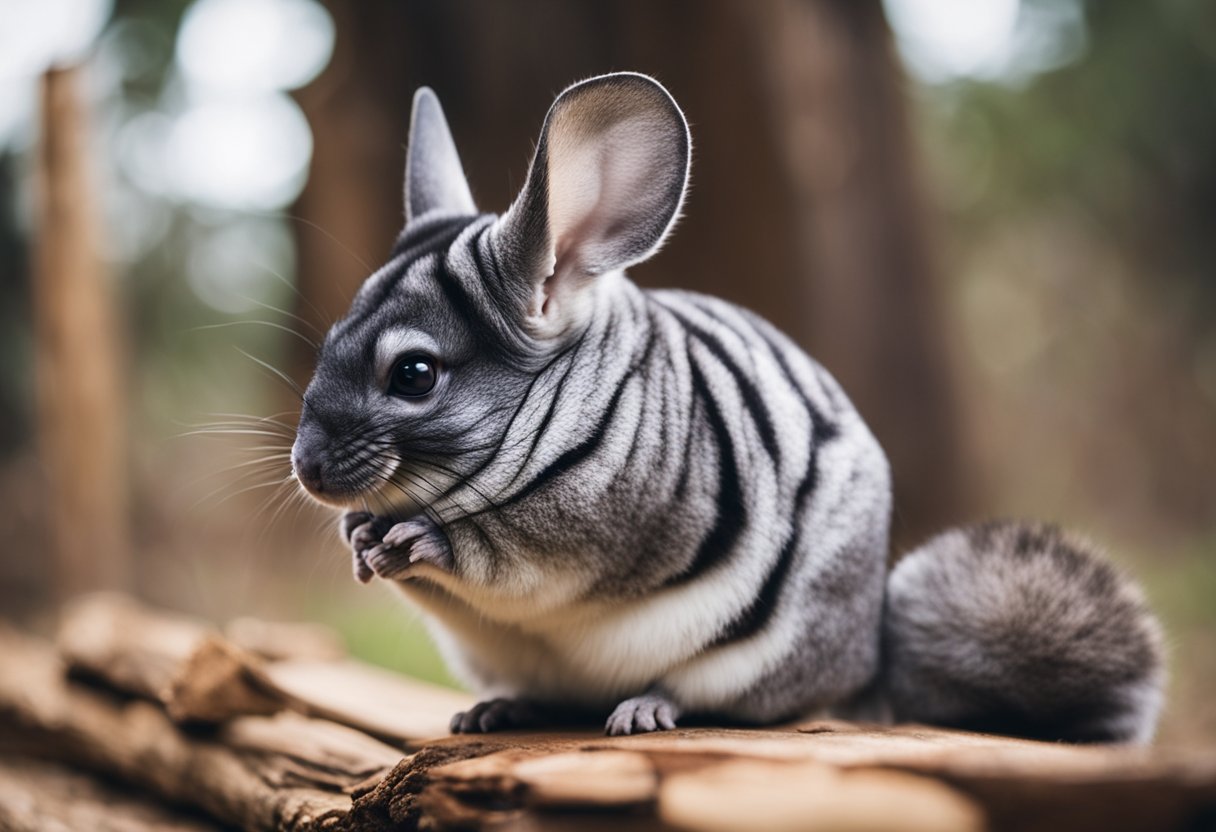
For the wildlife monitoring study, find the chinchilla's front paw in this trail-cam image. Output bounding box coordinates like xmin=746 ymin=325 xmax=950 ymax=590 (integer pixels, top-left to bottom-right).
xmin=340 ymin=511 xmax=396 ymax=584
xmin=363 ymin=516 xmax=454 ymax=581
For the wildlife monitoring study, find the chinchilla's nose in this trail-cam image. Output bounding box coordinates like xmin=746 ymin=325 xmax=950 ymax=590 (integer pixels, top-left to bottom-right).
xmin=291 ymin=425 xmax=328 ymax=494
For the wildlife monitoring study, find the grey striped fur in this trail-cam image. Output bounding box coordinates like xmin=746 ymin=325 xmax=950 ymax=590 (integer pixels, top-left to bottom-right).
xmin=292 ymin=73 xmax=1163 ymax=742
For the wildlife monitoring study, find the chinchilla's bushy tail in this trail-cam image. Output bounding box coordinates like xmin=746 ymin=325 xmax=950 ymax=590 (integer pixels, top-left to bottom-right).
xmin=880 ymin=520 xmax=1165 ymax=744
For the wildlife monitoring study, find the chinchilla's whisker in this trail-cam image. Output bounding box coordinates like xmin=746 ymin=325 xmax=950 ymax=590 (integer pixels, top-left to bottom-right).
xmin=181 ymin=426 xmax=294 ymax=441
xmin=249 ymin=482 xmax=316 ymax=551
xmin=219 ymin=454 xmax=294 ymax=472
xmin=187 ymin=411 xmax=299 ymax=430
xmin=190 ymin=319 xmax=318 ymax=350
xmin=364 ymin=462 xmax=453 ymax=528
xmin=179 ymin=418 xmax=295 ymax=436
xmin=264 ymin=479 xmax=317 ymax=534
xmin=190 ymin=464 xmax=283 ymax=503
xmin=203 ymin=410 xmax=301 ymax=429
xmin=237 ymin=289 xmax=328 ymax=342
xmin=179 ymin=420 xmax=293 ymax=434
xmin=252 ymin=475 xmax=296 ymax=524
xmin=393 ymin=468 xmax=464 ymax=526
xmin=394 ymin=467 xmax=443 ymax=500
xmin=235 ymin=349 xmax=306 ymax=400
xmin=193 ymin=476 xmax=293 ymax=510
xmin=196 ymin=412 xmax=296 ymax=424
xmin=369 ymin=464 xmax=436 ymax=514
xmin=279 ymin=212 xmax=374 ymax=275
xmin=184 ymin=454 xmax=293 ymax=495
xmin=200 ymin=239 xmax=333 ymax=335
xmin=180 ymin=427 xmax=294 ymax=440
xmin=361 ymin=443 xmax=472 ymax=512
xmin=411 ymin=454 xmax=507 ymax=512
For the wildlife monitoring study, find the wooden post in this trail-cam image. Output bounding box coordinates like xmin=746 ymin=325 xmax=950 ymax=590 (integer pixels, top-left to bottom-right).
xmin=32 ymin=65 xmax=130 ymax=599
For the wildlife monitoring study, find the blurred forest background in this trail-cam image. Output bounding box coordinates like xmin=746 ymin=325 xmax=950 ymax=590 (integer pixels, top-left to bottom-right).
xmin=1 ymin=0 xmax=1213 ymax=744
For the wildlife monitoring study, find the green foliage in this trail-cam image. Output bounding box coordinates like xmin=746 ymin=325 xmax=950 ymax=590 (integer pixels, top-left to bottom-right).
xmin=937 ymin=0 xmax=1216 ymax=302
xmin=312 ymin=595 xmax=460 ymax=689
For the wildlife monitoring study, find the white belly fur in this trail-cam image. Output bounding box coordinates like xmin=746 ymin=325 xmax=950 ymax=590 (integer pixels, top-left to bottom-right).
xmin=393 ymin=549 xmax=772 ymax=709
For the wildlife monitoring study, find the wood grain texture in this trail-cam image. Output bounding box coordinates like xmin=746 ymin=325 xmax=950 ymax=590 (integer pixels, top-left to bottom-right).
xmin=5 ymin=598 xmax=1216 ymax=831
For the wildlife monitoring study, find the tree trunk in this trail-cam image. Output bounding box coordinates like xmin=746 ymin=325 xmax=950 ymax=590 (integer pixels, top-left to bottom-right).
xmin=747 ymin=0 xmax=971 ymax=546
xmin=33 ymin=66 xmax=130 ymax=599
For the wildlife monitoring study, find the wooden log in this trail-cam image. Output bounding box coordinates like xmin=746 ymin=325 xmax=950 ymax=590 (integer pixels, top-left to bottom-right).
xmin=0 ymin=627 xmax=401 ymax=832
xmin=33 ymin=65 xmax=130 ymax=600
xmin=0 ymin=755 xmax=224 ymax=832
xmin=6 ymin=605 xmax=1216 ymax=831
xmin=57 ymin=593 xmax=282 ymax=721
xmin=404 ymin=725 xmax=1216 ymax=832
xmin=57 ymin=593 xmax=472 ymax=742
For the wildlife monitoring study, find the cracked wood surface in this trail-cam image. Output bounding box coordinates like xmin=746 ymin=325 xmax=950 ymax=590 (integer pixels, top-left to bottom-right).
xmin=2 ymin=596 xmax=1216 ymax=831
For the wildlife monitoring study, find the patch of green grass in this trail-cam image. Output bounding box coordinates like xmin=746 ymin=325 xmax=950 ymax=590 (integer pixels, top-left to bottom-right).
xmin=1140 ymin=537 xmax=1216 ymax=632
xmin=308 ymin=594 xmax=460 ymax=689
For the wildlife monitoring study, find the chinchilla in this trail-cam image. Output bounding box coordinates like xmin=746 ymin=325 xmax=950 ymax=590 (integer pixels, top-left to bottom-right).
xmin=291 ymin=72 xmax=1164 ymax=741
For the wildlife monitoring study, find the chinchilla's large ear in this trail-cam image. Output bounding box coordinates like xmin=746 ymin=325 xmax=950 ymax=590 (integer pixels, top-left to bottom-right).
xmin=492 ymin=72 xmax=690 ymax=337
xmin=404 ymin=87 xmax=477 ymax=223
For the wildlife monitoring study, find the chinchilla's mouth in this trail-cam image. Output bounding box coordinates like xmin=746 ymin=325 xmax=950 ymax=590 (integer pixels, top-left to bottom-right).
xmin=293 ymin=455 xmax=402 ymax=510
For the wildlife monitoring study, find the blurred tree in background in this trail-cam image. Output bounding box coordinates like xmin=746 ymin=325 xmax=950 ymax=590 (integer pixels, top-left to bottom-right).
xmin=0 ymin=0 xmax=1212 ymax=742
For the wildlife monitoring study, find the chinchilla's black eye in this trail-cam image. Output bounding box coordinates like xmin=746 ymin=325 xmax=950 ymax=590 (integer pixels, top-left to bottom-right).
xmin=388 ymin=354 xmax=437 ymax=397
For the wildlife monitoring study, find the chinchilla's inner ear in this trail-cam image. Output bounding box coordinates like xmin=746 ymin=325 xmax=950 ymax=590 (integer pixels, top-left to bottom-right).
xmin=492 ymin=72 xmax=691 ymax=338
xmin=404 ymin=87 xmax=477 ymax=224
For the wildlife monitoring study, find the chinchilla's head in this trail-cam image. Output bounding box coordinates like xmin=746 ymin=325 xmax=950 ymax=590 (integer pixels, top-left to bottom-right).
xmin=291 ymin=72 xmax=690 ymax=513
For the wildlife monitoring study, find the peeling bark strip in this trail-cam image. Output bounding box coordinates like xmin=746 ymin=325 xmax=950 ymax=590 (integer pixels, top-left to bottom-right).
xmin=56 ymin=593 xmax=472 ymax=741
xmin=3 ymin=598 xmax=1216 ymax=831
xmin=57 ymin=593 xmax=288 ymax=723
